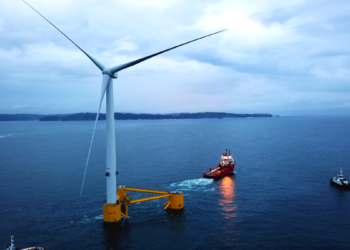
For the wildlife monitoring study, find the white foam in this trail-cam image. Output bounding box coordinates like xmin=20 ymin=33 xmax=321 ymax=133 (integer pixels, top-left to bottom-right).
xmin=0 ymin=134 xmax=12 ymax=139
xmin=170 ymin=178 xmax=214 ymax=191
xmin=77 ymin=214 xmax=103 ymax=224
xmin=94 ymin=214 xmax=103 ymax=220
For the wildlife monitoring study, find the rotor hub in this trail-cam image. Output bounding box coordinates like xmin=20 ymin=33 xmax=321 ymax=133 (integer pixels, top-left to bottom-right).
xmin=102 ymin=68 xmax=117 ymax=79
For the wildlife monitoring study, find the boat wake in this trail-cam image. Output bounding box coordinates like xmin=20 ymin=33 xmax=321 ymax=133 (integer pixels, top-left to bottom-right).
xmin=170 ymin=178 xmax=215 ymax=192
xmin=0 ymin=134 xmax=12 ymax=139
xmin=71 ymin=214 xmax=103 ymax=225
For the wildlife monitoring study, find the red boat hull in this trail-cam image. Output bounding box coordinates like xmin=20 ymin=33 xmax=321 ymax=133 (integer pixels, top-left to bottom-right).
xmin=203 ymin=161 xmax=235 ymax=179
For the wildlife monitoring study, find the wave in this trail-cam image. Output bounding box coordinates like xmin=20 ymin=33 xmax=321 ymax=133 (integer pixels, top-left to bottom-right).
xmin=74 ymin=214 xmax=103 ymax=225
xmin=0 ymin=134 xmax=12 ymax=139
xmin=170 ymin=178 xmax=214 ymax=192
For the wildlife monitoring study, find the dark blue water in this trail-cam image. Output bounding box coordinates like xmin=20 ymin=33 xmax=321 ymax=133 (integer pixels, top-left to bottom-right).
xmin=1 ymin=117 xmax=350 ymax=249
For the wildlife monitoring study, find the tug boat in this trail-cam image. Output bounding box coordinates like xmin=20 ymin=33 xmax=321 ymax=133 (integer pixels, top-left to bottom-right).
xmin=5 ymin=236 xmax=45 ymax=250
xmin=203 ymin=149 xmax=235 ymax=179
xmin=330 ymin=168 xmax=350 ymax=189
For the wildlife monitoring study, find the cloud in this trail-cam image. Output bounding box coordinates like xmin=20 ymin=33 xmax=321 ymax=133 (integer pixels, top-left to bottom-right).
xmin=1 ymin=0 xmax=350 ymax=115
xmin=12 ymin=104 xmax=27 ymax=110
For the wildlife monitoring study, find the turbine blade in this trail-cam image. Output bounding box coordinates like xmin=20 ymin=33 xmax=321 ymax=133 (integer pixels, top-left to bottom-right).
xmin=22 ymin=0 xmax=105 ymax=71
xmin=80 ymin=74 xmax=111 ymax=196
xmin=110 ymin=29 xmax=226 ymax=73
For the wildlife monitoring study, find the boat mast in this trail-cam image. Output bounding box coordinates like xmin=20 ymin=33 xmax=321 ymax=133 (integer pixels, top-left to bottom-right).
xmin=9 ymin=235 xmax=15 ymax=250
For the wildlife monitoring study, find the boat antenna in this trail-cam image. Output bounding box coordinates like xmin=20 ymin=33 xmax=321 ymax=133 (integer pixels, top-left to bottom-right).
xmin=9 ymin=235 xmax=15 ymax=250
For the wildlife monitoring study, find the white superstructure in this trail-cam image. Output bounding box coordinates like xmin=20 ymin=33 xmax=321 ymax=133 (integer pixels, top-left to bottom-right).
xmin=220 ymin=149 xmax=234 ymax=166
xmin=331 ymin=168 xmax=349 ymax=186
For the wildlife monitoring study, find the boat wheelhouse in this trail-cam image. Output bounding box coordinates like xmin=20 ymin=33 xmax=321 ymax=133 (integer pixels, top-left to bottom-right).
xmin=330 ymin=168 xmax=350 ymax=189
xmin=203 ymin=149 xmax=235 ymax=179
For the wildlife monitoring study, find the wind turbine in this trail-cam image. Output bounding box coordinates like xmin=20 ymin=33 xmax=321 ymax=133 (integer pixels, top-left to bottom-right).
xmin=23 ymin=0 xmax=225 ymax=222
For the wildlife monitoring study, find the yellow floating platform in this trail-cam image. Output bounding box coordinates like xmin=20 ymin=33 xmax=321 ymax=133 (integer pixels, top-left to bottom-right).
xmin=103 ymin=186 xmax=184 ymax=223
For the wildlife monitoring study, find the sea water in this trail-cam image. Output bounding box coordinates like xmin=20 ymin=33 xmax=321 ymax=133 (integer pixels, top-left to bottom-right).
xmin=0 ymin=117 xmax=350 ymax=249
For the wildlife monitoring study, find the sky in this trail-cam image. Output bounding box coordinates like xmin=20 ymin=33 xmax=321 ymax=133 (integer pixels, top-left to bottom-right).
xmin=1 ymin=0 xmax=350 ymax=115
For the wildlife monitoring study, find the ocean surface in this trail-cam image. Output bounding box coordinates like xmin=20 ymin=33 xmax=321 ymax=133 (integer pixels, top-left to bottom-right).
xmin=0 ymin=117 xmax=350 ymax=249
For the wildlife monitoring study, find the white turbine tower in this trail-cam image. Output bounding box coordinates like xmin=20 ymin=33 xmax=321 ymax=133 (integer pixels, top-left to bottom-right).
xmin=23 ymin=0 xmax=225 ymax=222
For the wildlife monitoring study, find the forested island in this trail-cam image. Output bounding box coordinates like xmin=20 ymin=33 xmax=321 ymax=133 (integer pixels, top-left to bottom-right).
xmin=0 ymin=114 xmax=45 ymax=121
xmin=0 ymin=112 xmax=273 ymax=121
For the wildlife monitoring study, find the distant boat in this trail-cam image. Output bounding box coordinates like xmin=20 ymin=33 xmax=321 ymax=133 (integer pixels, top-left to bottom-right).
xmin=330 ymin=168 xmax=350 ymax=189
xmin=203 ymin=149 xmax=235 ymax=179
xmin=5 ymin=236 xmax=45 ymax=250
